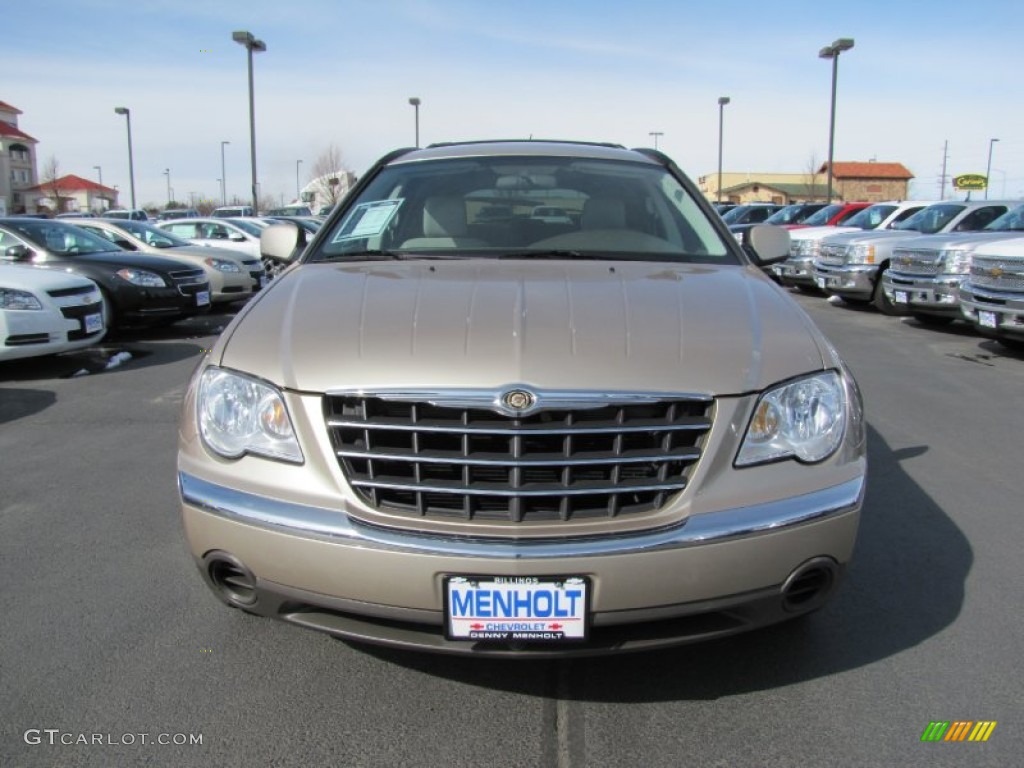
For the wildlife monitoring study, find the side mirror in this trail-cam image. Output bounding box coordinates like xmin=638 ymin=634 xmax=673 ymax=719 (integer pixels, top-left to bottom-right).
xmin=228 ymin=232 xmax=246 ymax=242
xmin=5 ymin=244 xmax=35 ymax=262
xmin=114 ymin=238 xmax=137 ymax=250
xmin=743 ymin=224 xmax=790 ymax=265
xmin=260 ymin=222 xmax=305 ymax=264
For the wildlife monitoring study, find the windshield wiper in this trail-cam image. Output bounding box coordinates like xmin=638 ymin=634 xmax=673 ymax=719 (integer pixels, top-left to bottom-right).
xmin=496 ymin=250 xmax=594 ymax=260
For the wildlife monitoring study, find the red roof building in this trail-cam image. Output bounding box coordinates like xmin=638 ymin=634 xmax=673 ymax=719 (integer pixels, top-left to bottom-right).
xmin=1 ymin=100 xmax=40 ymax=215
xmin=27 ymin=174 xmax=119 ymax=214
xmin=817 ymin=161 xmax=914 ymax=201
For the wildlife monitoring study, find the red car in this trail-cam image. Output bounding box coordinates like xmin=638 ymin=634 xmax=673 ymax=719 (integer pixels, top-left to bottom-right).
xmin=784 ymin=202 xmax=871 ymax=230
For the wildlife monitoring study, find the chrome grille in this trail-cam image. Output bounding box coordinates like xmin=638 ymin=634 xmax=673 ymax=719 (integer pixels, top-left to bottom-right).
xmin=890 ymin=248 xmax=941 ymax=276
xmin=969 ymin=256 xmax=1024 ymax=291
xmin=818 ymin=244 xmax=847 ymax=265
xmin=169 ymin=268 xmax=207 ymax=287
xmin=324 ymin=392 xmax=713 ymax=524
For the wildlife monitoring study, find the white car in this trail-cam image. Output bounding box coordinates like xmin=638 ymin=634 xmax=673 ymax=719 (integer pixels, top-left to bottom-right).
xmin=157 ymin=217 xmax=269 ymax=261
xmin=0 ymin=263 xmax=106 ymax=362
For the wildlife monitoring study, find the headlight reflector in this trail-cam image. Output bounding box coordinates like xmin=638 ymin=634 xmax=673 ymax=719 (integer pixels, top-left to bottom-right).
xmin=205 ymin=257 xmax=242 ymax=272
xmin=0 ymin=288 xmax=44 ymax=310
xmin=736 ymin=371 xmax=846 ymax=466
xmin=847 ymin=244 xmax=875 ymax=264
xmin=941 ymin=249 xmax=972 ymax=274
xmin=197 ymin=367 xmax=303 ymax=463
xmin=115 ymin=268 xmax=166 ymax=287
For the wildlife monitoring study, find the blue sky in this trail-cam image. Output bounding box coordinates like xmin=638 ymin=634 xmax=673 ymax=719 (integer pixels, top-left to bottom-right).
xmin=3 ymin=0 xmax=1021 ymax=207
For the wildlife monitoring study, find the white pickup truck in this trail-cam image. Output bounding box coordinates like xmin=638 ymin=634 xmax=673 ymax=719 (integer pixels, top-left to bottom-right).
xmin=959 ymin=237 xmax=1024 ymax=350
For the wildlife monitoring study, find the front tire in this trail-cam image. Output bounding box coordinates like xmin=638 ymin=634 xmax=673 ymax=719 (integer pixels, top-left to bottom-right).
xmin=871 ymin=267 xmax=907 ymax=316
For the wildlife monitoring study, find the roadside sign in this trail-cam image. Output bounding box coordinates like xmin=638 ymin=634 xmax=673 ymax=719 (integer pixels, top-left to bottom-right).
xmin=953 ymin=174 xmax=987 ymax=191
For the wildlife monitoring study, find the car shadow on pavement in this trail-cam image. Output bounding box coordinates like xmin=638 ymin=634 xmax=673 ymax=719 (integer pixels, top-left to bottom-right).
xmin=0 ymin=341 xmax=205 ymax=382
xmin=355 ymin=424 xmax=972 ymax=703
xmin=0 ymin=387 xmax=57 ymax=424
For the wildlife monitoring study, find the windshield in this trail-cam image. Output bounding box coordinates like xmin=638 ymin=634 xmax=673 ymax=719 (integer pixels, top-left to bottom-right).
xmin=765 ymin=204 xmax=821 ymax=225
xmin=229 ymin=219 xmax=267 ymax=236
xmin=801 ymin=204 xmax=844 ymax=226
xmin=894 ymin=204 xmax=964 ymax=234
xmin=311 ymin=155 xmax=734 ymax=264
xmin=840 ymin=204 xmax=896 ymax=230
xmin=985 ymin=204 xmax=1024 ymax=231
xmin=114 ymin=219 xmax=193 ymax=247
xmin=3 ymin=219 xmax=122 ymax=255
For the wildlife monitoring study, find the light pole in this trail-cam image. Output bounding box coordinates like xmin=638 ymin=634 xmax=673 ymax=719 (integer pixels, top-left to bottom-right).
xmin=296 ymin=159 xmax=302 ymax=200
xmin=408 ymin=97 xmax=421 ymax=147
xmin=648 ymin=131 xmax=663 ymax=150
xmin=717 ymin=97 xmax=730 ymax=204
xmin=164 ymin=168 xmax=172 ymax=206
xmin=819 ymin=37 xmax=855 ymax=204
xmin=232 ymin=30 xmax=266 ymax=214
xmin=985 ymin=138 xmax=999 ymax=199
xmin=93 ymin=165 xmax=103 ymax=186
xmin=113 ymin=107 xmax=136 ymax=209
xmin=220 ymin=140 xmax=230 ymax=205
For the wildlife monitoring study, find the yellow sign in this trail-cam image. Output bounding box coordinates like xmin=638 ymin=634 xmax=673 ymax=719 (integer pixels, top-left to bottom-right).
xmin=953 ymin=174 xmax=987 ymax=191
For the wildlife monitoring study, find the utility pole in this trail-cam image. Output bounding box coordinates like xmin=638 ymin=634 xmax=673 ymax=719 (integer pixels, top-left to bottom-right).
xmin=938 ymin=140 xmax=949 ymax=200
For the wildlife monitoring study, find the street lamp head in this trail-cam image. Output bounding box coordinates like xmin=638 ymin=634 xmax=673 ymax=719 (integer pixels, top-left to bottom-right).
xmin=832 ymin=38 xmax=855 ymax=52
xmin=232 ymin=30 xmax=266 ymax=52
xmin=718 ymin=96 xmax=730 ymax=106
xmin=818 ymin=46 xmax=836 ymax=59
xmin=114 ymin=106 xmax=129 ymax=115
xmin=409 ymin=97 xmax=421 ymax=106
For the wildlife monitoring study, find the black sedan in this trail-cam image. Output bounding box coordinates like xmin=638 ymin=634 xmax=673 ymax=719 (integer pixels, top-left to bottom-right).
xmin=0 ymin=218 xmax=211 ymax=329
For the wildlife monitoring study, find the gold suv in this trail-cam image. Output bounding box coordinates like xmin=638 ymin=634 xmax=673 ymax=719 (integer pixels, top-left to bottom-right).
xmin=177 ymin=141 xmax=866 ymax=656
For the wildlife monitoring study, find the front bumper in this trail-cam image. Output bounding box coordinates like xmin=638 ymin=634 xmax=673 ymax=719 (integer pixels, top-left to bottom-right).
xmin=179 ymin=471 xmax=864 ymax=656
xmin=812 ymin=262 xmax=878 ymax=298
xmin=960 ymin=285 xmax=1024 ymax=340
xmin=774 ymin=255 xmax=817 ymax=286
xmin=882 ymin=273 xmax=964 ymax=315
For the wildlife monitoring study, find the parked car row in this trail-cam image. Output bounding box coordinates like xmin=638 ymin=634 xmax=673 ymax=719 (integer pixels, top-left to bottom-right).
xmin=0 ymin=214 xmax=276 ymax=362
xmin=767 ymin=199 xmax=1024 ymax=349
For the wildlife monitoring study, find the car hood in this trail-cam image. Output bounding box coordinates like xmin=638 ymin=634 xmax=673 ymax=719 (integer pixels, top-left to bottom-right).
xmin=0 ymin=262 xmax=97 ymax=291
xmin=163 ymin=244 xmax=253 ymax=262
xmin=39 ymin=250 xmax=198 ymax=273
xmin=891 ymin=231 xmax=1024 ymax=251
xmin=822 ymin=230 xmax=920 ymax=246
xmin=218 ymin=260 xmax=826 ymax=396
xmin=789 ymin=225 xmax=862 ymax=241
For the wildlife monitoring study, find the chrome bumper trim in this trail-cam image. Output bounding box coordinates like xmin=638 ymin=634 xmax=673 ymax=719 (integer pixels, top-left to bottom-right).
xmin=179 ymin=472 xmax=865 ymax=560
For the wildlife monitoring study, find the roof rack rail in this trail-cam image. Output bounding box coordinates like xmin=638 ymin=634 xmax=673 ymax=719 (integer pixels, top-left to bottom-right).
xmin=425 ymin=139 xmax=626 ymax=150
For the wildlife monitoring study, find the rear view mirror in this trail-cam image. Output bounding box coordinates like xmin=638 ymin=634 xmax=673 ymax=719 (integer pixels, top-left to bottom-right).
xmin=260 ymin=223 xmax=305 ymax=264
xmin=744 ymin=224 xmax=790 ymax=265
xmin=4 ymin=245 xmax=35 ymax=262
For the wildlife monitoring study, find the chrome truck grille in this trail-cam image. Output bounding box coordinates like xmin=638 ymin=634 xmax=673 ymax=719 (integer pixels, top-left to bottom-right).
xmin=969 ymin=255 xmax=1024 ymax=292
xmin=891 ymin=248 xmax=941 ymax=276
xmin=818 ymin=244 xmax=847 ymax=265
xmin=324 ymin=390 xmax=714 ymax=524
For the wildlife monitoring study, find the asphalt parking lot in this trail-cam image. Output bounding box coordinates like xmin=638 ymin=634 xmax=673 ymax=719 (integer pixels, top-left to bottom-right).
xmin=2 ymin=293 xmax=1021 ymax=768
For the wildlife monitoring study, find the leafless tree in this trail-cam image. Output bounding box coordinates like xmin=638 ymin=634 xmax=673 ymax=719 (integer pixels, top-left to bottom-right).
xmin=309 ymin=144 xmax=353 ymax=209
xmin=804 ymin=153 xmax=822 ymax=201
xmin=40 ymin=156 xmax=68 ymax=213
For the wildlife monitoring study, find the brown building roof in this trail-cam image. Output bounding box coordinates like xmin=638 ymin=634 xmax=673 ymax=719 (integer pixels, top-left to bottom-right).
xmin=0 ymin=120 xmax=37 ymax=143
xmin=28 ymin=174 xmax=116 ymax=194
xmin=0 ymin=100 xmax=23 ymax=114
xmin=818 ymin=161 xmax=914 ymax=180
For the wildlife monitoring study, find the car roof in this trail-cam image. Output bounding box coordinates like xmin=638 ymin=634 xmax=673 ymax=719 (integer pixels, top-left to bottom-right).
xmin=388 ymin=140 xmax=657 ymax=166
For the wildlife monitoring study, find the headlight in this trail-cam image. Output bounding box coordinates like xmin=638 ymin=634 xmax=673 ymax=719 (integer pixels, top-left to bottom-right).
xmin=205 ymin=257 xmax=242 ymax=272
xmin=0 ymin=288 xmax=44 ymax=310
xmin=197 ymin=367 xmax=303 ymax=463
xmin=941 ymin=249 xmax=971 ymax=274
xmin=115 ymin=268 xmax=166 ymax=287
xmin=736 ymin=371 xmax=846 ymax=466
xmin=846 ymin=244 xmax=875 ymax=264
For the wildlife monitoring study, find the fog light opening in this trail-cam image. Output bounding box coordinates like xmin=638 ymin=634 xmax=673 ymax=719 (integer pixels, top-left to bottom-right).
xmin=205 ymin=552 xmax=258 ymax=607
xmin=781 ymin=557 xmax=838 ymax=613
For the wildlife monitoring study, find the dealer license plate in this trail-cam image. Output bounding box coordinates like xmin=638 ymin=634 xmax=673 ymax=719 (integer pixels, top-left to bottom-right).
xmin=978 ymin=310 xmax=998 ymax=329
xmin=894 ymin=290 xmax=908 ymax=304
xmin=816 ymin=277 xmax=826 ymax=289
xmin=259 ymin=275 xmax=268 ymax=288
xmin=83 ymin=313 xmax=103 ymax=334
xmin=445 ymin=576 xmax=589 ymax=642
xmin=196 ymin=290 xmax=210 ymax=306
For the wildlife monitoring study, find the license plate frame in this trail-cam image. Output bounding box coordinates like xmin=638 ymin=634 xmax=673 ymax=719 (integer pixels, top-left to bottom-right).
xmin=196 ymin=290 xmax=211 ymax=307
xmin=83 ymin=312 xmax=103 ymax=334
xmin=894 ymin=290 xmax=908 ymax=304
xmin=444 ymin=575 xmax=590 ymax=643
xmin=978 ymin=310 xmax=998 ymax=329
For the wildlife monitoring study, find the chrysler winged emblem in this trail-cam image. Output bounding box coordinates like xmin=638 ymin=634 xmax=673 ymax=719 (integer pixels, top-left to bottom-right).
xmin=502 ymin=389 xmax=536 ymax=411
